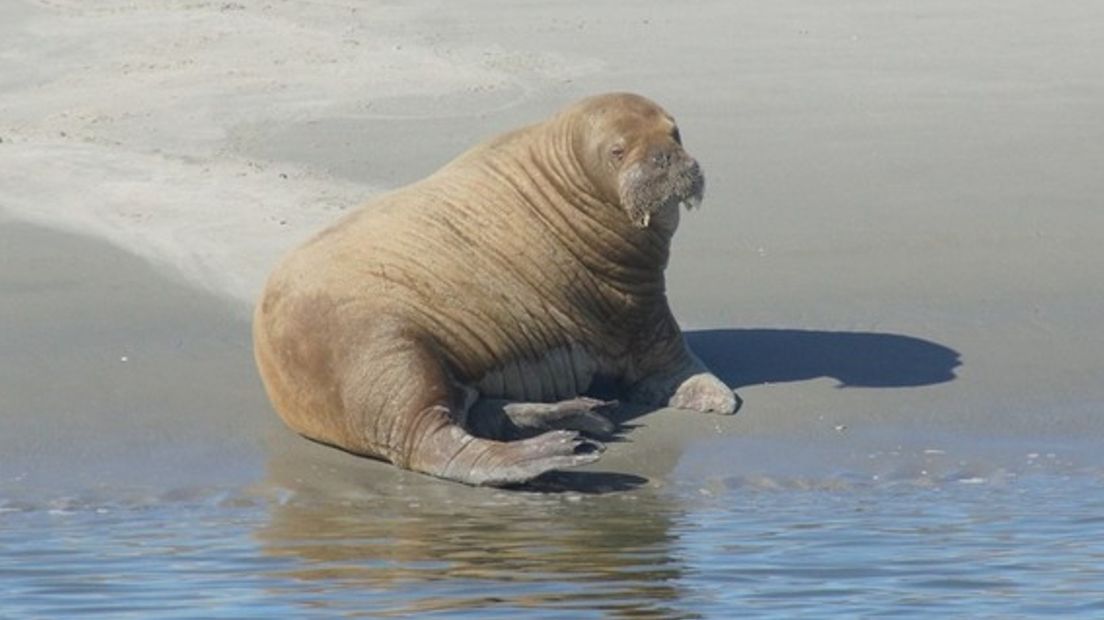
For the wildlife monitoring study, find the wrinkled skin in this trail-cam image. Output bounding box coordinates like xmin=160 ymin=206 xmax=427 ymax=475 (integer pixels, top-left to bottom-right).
xmin=253 ymin=93 xmax=740 ymax=487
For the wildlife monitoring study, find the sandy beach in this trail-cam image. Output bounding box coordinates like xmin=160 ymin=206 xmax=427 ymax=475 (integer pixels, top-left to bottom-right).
xmin=3 ymin=0 xmax=1104 ymax=616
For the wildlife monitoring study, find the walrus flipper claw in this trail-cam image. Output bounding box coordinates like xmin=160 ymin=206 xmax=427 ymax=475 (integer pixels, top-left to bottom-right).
xmin=474 ymin=430 xmax=606 ymax=488
xmin=421 ymin=423 xmax=609 ymax=487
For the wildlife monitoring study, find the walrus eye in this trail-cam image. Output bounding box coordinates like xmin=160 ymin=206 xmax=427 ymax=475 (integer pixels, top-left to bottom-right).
xmin=610 ymin=144 xmax=625 ymax=161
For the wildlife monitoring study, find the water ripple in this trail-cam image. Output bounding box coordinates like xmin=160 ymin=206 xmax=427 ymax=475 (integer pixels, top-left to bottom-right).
xmin=3 ymin=473 xmax=1104 ymax=617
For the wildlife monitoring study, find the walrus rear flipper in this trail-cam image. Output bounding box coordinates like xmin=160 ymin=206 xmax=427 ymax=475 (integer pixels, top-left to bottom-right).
xmin=256 ymin=303 xmax=605 ymax=486
xmin=407 ymin=406 xmax=605 ymax=487
xmin=335 ymin=332 xmax=604 ymax=487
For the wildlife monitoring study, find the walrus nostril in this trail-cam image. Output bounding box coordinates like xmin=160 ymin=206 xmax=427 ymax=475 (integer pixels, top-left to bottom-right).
xmin=650 ymin=148 xmax=674 ymax=167
xmin=574 ymin=440 xmax=605 ymax=455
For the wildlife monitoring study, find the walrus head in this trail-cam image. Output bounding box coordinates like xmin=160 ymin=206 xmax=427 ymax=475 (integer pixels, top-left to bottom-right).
xmin=570 ymin=93 xmax=705 ymax=230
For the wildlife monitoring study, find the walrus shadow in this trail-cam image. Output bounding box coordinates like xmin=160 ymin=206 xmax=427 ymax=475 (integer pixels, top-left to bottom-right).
xmin=684 ymin=328 xmax=962 ymax=390
xmin=518 ymin=470 xmax=650 ymax=494
xmin=587 ymin=328 xmax=960 ymax=435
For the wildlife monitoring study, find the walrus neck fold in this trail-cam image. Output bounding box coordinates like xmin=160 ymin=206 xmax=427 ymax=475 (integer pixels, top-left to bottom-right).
xmin=519 ymin=117 xmax=672 ymax=300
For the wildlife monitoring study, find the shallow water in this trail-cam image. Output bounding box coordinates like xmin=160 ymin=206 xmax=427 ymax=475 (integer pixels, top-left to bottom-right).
xmin=5 ymin=469 xmax=1104 ymax=618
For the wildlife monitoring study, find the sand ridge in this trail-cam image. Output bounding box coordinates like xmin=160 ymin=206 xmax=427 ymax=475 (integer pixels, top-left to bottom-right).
xmin=0 ymin=0 xmax=600 ymax=306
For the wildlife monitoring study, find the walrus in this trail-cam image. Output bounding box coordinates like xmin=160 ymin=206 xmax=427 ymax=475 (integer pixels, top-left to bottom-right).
xmin=253 ymin=92 xmax=740 ymax=486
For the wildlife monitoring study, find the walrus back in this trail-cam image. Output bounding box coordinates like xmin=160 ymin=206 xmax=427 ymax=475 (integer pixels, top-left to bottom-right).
xmin=332 ymin=170 xmax=606 ymax=380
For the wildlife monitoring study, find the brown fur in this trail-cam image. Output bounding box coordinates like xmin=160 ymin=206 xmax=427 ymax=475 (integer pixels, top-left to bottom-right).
xmin=253 ymin=93 xmax=738 ymax=486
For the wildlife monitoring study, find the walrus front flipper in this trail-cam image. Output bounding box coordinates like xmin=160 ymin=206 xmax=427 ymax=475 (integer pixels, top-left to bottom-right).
xmin=625 ymin=326 xmax=741 ymax=415
xmin=408 ymin=406 xmax=605 ymax=486
xmin=466 ymin=397 xmax=617 ymax=440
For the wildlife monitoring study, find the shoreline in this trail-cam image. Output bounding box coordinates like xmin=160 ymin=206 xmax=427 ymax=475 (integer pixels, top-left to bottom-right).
xmin=3 ymin=218 xmax=1101 ymax=513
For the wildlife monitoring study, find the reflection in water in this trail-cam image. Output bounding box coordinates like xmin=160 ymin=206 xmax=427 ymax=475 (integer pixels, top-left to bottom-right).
xmin=254 ymin=434 xmax=696 ymax=618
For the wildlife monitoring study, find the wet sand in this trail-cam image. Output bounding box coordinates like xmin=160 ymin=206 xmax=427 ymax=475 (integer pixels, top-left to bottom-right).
xmin=0 ymin=220 xmax=271 ymax=501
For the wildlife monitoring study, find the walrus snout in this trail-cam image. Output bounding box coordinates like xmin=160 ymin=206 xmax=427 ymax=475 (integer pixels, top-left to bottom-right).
xmin=682 ymin=159 xmax=705 ymax=209
xmin=620 ymin=148 xmax=705 ymax=228
xmin=649 ymin=144 xmax=678 ymax=168
xmin=666 ymin=155 xmax=704 ymax=213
